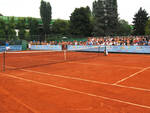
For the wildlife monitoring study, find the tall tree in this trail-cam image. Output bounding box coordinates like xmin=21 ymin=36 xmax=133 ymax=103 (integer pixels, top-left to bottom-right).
xmin=92 ymin=0 xmax=105 ymax=36
xmin=70 ymin=6 xmax=93 ymax=37
xmin=92 ymin=0 xmax=118 ymax=36
xmin=132 ymin=7 xmax=149 ymax=35
xmin=106 ymin=0 xmax=118 ymax=35
xmin=40 ymin=0 xmax=52 ymax=35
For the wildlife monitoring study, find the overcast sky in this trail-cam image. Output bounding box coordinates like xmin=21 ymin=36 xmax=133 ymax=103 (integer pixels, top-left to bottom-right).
xmin=0 ymin=0 xmax=149 ymax=24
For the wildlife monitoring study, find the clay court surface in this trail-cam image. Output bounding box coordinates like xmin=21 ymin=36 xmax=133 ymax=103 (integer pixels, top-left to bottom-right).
xmin=0 ymin=51 xmax=150 ymax=113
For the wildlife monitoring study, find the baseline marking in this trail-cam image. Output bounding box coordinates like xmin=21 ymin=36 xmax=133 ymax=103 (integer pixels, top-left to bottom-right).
xmin=113 ymin=66 xmax=150 ymax=85
xmin=1 ymin=73 xmax=150 ymax=110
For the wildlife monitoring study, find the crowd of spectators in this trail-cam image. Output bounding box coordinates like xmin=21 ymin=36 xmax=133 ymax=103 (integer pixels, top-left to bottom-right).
xmin=30 ymin=36 xmax=150 ymax=46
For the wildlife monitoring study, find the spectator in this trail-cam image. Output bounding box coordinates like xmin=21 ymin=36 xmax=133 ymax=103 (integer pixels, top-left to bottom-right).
xmin=29 ymin=36 xmax=150 ymax=46
xmin=148 ymin=40 xmax=150 ymax=46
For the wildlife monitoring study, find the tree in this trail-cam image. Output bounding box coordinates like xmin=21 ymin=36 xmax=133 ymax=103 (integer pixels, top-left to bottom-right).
xmin=117 ymin=19 xmax=131 ymax=36
xmin=145 ymin=19 xmax=150 ymax=35
xmin=92 ymin=0 xmax=118 ymax=36
xmin=0 ymin=13 xmax=3 ymax=16
xmin=17 ymin=18 xmax=26 ymax=40
xmin=52 ymin=19 xmax=70 ymax=35
xmin=40 ymin=0 xmax=52 ymax=35
xmin=105 ymin=0 xmax=118 ymax=36
xmin=28 ymin=18 xmax=39 ymax=41
xmin=5 ymin=17 xmax=16 ymax=40
xmin=0 ymin=18 xmax=6 ymax=40
xmin=132 ymin=7 xmax=149 ymax=35
xmin=70 ymin=6 xmax=93 ymax=37
xmin=92 ymin=0 xmax=105 ymax=36
xmin=0 ymin=17 xmax=16 ymax=41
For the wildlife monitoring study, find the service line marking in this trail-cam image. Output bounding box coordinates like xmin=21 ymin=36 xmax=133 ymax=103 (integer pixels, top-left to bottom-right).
xmin=4 ymin=65 xmax=150 ymax=92
xmin=5 ymin=65 xmax=150 ymax=92
xmin=19 ymin=68 xmax=150 ymax=92
xmin=113 ymin=66 xmax=150 ymax=85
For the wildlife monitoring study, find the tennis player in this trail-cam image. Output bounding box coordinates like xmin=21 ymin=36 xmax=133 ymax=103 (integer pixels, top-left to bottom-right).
xmin=28 ymin=42 xmax=31 ymax=50
xmin=104 ymin=46 xmax=108 ymax=56
xmin=5 ymin=41 xmax=10 ymax=51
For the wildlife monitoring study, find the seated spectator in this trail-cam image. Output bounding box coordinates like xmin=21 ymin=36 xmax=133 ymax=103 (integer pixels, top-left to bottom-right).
xmin=28 ymin=36 xmax=150 ymax=46
xmin=148 ymin=40 xmax=150 ymax=46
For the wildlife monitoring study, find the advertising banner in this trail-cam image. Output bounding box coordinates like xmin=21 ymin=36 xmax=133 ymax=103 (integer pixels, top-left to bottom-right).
xmin=31 ymin=45 xmax=62 ymax=51
xmin=67 ymin=45 xmax=150 ymax=53
xmin=0 ymin=45 xmax=22 ymax=52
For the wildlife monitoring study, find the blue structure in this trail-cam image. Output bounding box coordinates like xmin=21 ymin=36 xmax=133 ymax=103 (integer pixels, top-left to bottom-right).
xmin=31 ymin=45 xmax=62 ymax=51
xmin=0 ymin=45 xmax=22 ymax=52
xmin=1 ymin=45 xmax=150 ymax=54
xmin=67 ymin=45 xmax=150 ymax=54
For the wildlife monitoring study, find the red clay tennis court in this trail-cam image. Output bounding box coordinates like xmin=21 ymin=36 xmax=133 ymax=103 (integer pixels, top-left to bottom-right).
xmin=0 ymin=51 xmax=150 ymax=113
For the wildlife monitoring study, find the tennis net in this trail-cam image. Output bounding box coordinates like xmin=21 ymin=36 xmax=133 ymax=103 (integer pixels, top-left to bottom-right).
xmin=1 ymin=46 xmax=105 ymax=71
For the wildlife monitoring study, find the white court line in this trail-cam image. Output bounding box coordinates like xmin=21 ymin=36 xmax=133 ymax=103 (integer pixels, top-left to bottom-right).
xmin=113 ymin=66 xmax=150 ymax=85
xmin=5 ymin=65 xmax=150 ymax=92
xmin=0 ymin=86 xmax=40 ymax=113
xmin=67 ymin=62 xmax=143 ymax=69
xmin=6 ymin=50 xmax=60 ymax=54
xmin=19 ymin=68 xmax=150 ymax=92
xmin=1 ymin=73 xmax=150 ymax=110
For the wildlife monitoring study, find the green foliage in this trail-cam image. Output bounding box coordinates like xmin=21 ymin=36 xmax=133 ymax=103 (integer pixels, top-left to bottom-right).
xmin=17 ymin=18 xmax=26 ymax=40
xmin=52 ymin=19 xmax=70 ymax=35
xmin=92 ymin=0 xmax=118 ymax=36
xmin=92 ymin=0 xmax=106 ymax=36
xmin=145 ymin=19 xmax=150 ymax=35
xmin=105 ymin=0 xmax=119 ymax=36
xmin=70 ymin=6 xmax=93 ymax=37
xmin=133 ymin=7 xmax=149 ymax=35
xmin=28 ymin=18 xmax=39 ymax=40
xmin=0 ymin=18 xmax=16 ymax=41
xmin=117 ymin=19 xmax=131 ymax=36
xmin=40 ymin=0 xmax=52 ymax=34
xmin=0 ymin=18 xmax=6 ymax=40
xmin=5 ymin=17 xmax=16 ymax=40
